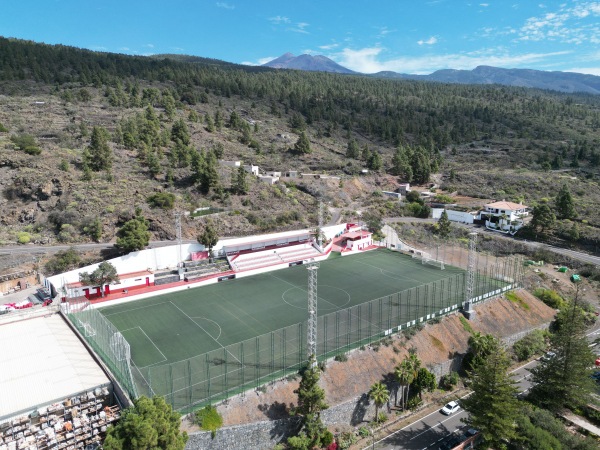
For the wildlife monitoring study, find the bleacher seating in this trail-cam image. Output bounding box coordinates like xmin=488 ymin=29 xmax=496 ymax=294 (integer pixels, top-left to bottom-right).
xmin=184 ymin=260 xmax=230 ymax=281
xmin=230 ymin=244 xmax=322 ymax=272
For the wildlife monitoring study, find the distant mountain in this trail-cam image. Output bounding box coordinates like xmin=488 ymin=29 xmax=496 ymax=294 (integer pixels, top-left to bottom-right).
xmin=263 ymin=53 xmax=356 ymax=74
xmin=372 ymin=65 xmax=600 ymax=95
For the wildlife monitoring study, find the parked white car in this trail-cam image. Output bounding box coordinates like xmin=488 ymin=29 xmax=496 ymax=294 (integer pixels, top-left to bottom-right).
xmin=441 ymin=401 xmax=460 ymax=415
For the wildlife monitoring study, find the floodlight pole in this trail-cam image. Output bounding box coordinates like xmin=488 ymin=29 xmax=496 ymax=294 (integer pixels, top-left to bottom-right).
xmin=307 ymin=259 xmax=319 ymax=366
xmin=463 ymin=232 xmax=477 ymax=319
xmin=318 ymin=200 xmax=324 ymax=248
xmin=174 ymin=211 xmax=183 ymax=266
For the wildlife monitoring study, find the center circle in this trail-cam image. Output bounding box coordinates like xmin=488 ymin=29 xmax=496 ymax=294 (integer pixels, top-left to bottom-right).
xmin=282 ymin=284 xmax=351 ymax=311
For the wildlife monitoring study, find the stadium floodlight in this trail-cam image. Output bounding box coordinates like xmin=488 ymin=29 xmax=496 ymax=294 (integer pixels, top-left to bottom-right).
xmin=306 ymin=259 xmax=319 ymax=366
xmin=463 ymin=232 xmax=477 ymax=319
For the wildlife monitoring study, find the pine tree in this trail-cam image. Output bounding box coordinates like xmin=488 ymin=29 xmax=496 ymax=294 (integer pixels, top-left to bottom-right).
xmin=367 ymin=152 xmax=382 ymax=171
xmin=528 ymin=285 xmax=596 ymax=411
xmin=437 ymin=210 xmax=451 ymax=238
xmin=554 ymin=184 xmax=576 ymax=219
xmin=115 ymin=209 xmax=151 ymax=253
xmin=530 ymin=204 xmax=556 ymax=234
xmin=88 ymin=126 xmax=113 ymax=172
xmin=288 ymin=355 xmax=329 ymax=448
xmin=346 ymin=138 xmax=360 ymax=158
xmin=103 ymin=396 xmax=188 ymax=450
xmin=197 ymin=219 xmax=219 ymax=260
xmin=78 ymin=261 xmax=119 ymax=298
xmin=294 ymin=131 xmax=311 ymax=154
xmin=199 ymin=150 xmax=219 ymax=194
xmin=170 ymin=118 xmax=190 ymax=145
xmin=234 ymin=165 xmax=248 ymax=195
xmin=460 ymin=344 xmax=519 ymax=448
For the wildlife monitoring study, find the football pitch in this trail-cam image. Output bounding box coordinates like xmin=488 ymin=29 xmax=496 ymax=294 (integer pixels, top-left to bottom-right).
xmin=97 ymin=249 xmax=512 ymax=409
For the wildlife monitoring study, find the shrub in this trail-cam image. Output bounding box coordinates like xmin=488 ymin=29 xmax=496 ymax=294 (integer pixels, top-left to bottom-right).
xmin=376 ymin=412 xmax=388 ymax=423
xmin=532 ymin=288 xmax=566 ymax=309
xmin=44 ymin=247 xmax=82 ymax=275
xmin=406 ymin=396 xmax=422 ymax=410
xmin=512 ymin=329 xmax=549 ymax=361
xmin=17 ymin=232 xmax=31 ymax=244
xmin=10 ymin=134 xmax=41 ymax=155
xmin=59 ymin=159 xmax=70 ymax=171
xmin=440 ymin=371 xmax=460 ymax=390
xmin=0 ymin=122 xmax=8 ymax=132
xmin=358 ymin=426 xmax=370 ymax=437
xmin=337 ymin=431 xmax=357 ymax=449
xmin=193 ymin=405 xmax=223 ymax=439
xmin=321 ymin=430 xmax=334 ymax=446
xmin=147 ymin=192 xmax=176 ymax=209
xmin=334 ymin=353 xmax=348 ymax=362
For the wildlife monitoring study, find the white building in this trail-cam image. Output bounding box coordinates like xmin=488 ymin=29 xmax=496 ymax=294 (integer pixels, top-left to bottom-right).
xmin=258 ymin=174 xmax=279 ymax=185
xmin=479 ymin=201 xmax=528 ymax=235
xmin=243 ymin=164 xmax=259 ymax=176
xmin=219 ymin=160 xmax=242 ymax=168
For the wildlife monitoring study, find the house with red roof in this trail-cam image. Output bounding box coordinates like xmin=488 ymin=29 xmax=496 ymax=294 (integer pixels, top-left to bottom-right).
xmin=479 ymin=200 xmax=529 ymax=235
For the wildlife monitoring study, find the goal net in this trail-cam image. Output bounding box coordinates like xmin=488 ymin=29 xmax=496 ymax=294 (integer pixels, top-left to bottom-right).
xmin=422 ymin=258 xmax=445 ymax=270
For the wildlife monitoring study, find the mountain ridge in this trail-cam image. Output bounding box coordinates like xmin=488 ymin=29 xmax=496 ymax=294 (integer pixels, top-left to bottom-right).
xmin=262 ymin=53 xmax=356 ymax=74
xmin=263 ymin=52 xmax=600 ymax=94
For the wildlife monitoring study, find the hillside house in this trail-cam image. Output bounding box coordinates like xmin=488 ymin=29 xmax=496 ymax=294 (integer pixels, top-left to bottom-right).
xmin=479 ymin=200 xmax=528 ymax=235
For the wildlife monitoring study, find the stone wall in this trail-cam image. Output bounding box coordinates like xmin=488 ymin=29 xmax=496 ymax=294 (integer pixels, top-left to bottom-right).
xmin=185 ymin=417 xmax=301 ymax=450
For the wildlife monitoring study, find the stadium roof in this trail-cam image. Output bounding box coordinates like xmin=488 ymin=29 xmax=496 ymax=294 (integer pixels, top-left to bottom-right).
xmin=0 ymin=314 xmax=110 ymax=422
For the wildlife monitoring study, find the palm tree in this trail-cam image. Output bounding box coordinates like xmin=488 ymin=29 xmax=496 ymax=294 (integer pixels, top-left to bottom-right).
xmin=404 ymin=352 xmax=421 ymax=409
xmin=369 ymin=382 xmax=390 ymax=423
xmin=394 ymin=364 xmax=411 ymax=410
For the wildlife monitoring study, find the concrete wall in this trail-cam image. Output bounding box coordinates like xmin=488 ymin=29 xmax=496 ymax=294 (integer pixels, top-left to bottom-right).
xmin=432 ymin=209 xmax=474 ymax=224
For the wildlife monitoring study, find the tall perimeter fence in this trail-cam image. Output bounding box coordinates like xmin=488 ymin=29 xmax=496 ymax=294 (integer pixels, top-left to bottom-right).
xmin=64 ymin=247 xmax=524 ymax=412
xmin=62 ymin=300 xmax=138 ymax=400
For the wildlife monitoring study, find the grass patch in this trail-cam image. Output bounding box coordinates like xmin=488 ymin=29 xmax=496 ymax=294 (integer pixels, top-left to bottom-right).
xmin=506 ymin=291 xmax=530 ymax=310
xmin=430 ymin=335 xmax=445 ymax=351
xmin=193 ymin=405 xmax=223 ymax=438
xmin=459 ymin=316 xmax=474 ymax=334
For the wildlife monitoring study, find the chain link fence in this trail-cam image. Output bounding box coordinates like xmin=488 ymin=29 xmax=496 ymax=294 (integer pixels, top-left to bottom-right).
xmin=137 ymin=253 xmax=522 ymax=412
xmin=63 ymin=299 xmax=138 ymax=400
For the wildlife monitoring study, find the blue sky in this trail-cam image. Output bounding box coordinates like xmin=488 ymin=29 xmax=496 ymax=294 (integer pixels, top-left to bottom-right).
xmin=2 ymin=1 xmax=600 ymax=75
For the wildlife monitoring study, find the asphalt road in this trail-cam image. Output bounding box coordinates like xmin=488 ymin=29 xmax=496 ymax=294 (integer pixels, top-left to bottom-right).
xmin=368 ymin=326 xmax=600 ymax=450
xmin=0 ymin=239 xmax=197 ymax=255
xmin=383 ymin=217 xmax=600 ymax=266
xmin=369 ymin=361 xmax=537 ymax=450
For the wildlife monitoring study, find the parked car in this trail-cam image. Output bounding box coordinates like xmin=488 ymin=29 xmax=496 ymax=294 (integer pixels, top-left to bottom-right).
xmin=541 ymin=351 xmax=556 ymax=362
xmin=441 ymin=401 xmax=460 ymax=415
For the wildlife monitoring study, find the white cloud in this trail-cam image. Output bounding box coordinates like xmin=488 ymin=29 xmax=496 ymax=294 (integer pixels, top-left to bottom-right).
xmin=145 ymin=44 xmax=154 ymax=48
xmin=480 ymin=3 xmax=489 ymax=6
xmin=564 ymin=67 xmax=600 ymax=75
xmin=241 ymin=56 xmax=277 ymax=66
xmin=519 ymin=2 xmax=600 ymax=44
xmin=290 ymin=22 xmax=309 ymax=34
xmin=216 ymin=2 xmax=234 ymax=9
xmin=119 ymin=47 xmax=130 ymax=51
xmin=417 ymin=36 xmax=438 ymax=45
xmin=376 ymin=26 xmax=395 ymax=39
xmin=335 ymin=46 xmax=571 ymax=74
xmin=269 ymin=15 xmax=290 ymax=24
xmin=319 ymin=43 xmax=339 ymax=50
